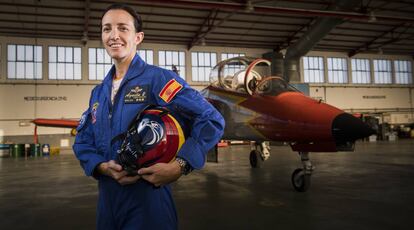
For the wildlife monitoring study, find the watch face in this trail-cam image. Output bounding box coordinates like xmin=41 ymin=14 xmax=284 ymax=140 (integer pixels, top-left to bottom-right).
xmin=176 ymin=158 xmax=192 ymax=175
xmin=183 ymin=165 xmax=191 ymax=175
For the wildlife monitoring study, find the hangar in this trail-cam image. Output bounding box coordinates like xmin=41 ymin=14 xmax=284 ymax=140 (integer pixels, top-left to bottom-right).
xmin=0 ymin=0 xmax=413 ymax=229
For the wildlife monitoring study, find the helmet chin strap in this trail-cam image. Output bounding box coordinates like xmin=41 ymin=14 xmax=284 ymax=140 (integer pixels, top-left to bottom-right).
xmin=116 ymin=128 xmax=144 ymax=176
xmin=116 ymin=151 xmax=140 ymax=176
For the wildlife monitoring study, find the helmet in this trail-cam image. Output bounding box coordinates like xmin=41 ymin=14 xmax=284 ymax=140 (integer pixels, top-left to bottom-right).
xmin=116 ymin=106 xmax=186 ymax=175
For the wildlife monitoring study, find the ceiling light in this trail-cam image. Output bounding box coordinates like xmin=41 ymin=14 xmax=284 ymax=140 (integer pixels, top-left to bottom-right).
xmin=245 ymin=1 xmax=254 ymax=13
xmin=378 ymin=48 xmax=383 ymax=55
xmin=81 ymin=32 xmax=89 ymax=45
xmin=368 ymin=11 xmax=376 ymax=23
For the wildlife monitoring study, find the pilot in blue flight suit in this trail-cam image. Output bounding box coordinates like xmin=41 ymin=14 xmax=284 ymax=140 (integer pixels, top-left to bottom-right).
xmin=72 ymin=3 xmax=224 ymax=230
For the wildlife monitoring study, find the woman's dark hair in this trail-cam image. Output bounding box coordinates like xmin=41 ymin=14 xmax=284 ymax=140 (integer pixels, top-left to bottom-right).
xmin=101 ymin=3 xmax=143 ymax=32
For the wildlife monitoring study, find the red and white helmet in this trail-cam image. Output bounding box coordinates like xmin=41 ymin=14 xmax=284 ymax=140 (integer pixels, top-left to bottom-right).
xmin=116 ymin=106 xmax=186 ymax=175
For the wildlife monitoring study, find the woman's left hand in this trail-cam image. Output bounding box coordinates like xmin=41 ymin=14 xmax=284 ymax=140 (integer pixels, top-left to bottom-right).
xmin=137 ymin=161 xmax=182 ymax=187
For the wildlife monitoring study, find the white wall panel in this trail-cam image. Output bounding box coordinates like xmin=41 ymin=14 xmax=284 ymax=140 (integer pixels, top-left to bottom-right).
xmin=0 ymin=121 xmax=34 ymax=136
xmin=411 ymin=88 xmax=414 ymax=108
xmin=389 ymin=113 xmax=414 ymax=124
xmin=0 ymin=85 xmax=36 ymax=119
xmin=309 ymin=87 xmax=325 ymax=101
xmin=323 ymin=87 xmax=410 ymax=110
xmin=34 ymin=85 xmax=93 ymax=118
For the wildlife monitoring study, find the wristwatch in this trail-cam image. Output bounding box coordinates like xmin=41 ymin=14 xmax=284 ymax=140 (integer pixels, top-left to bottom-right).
xmin=175 ymin=157 xmax=193 ymax=175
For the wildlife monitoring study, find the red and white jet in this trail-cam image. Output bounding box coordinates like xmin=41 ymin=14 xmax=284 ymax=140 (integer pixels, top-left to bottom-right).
xmin=201 ymin=56 xmax=374 ymax=192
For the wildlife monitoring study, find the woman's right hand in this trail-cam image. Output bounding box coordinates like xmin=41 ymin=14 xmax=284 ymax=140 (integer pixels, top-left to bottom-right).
xmin=98 ymin=160 xmax=141 ymax=185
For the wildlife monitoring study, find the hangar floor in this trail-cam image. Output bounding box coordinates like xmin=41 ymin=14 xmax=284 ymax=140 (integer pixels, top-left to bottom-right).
xmin=0 ymin=140 xmax=413 ymax=230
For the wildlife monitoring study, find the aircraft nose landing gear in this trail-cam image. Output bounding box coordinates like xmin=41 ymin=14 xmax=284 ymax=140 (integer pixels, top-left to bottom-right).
xmin=249 ymin=141 xmax=270 ymax=168
xmin=291 ymin=151 xmax=314 ymax=192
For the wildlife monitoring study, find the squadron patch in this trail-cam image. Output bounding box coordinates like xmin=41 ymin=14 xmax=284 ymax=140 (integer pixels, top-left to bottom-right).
xmin=124 ymin=85 xmax=148 ymax=103
xmin=76 ymin=111 xmax=89 ymax=131
xmin=159 ymin=79 xmax=183 ymax=103
xmin=91 ymin=102 xmax=99 ymax=124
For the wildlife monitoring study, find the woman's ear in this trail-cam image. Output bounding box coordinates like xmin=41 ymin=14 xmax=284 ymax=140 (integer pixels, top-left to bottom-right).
xmin=136 ymin=32 xmax=144 ymax=45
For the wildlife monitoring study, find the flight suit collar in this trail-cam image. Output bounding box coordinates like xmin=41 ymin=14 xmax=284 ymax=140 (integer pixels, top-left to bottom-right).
xmin=101 ymin=54 xmax=147 ymax=102
xmin=102 ymin=54 xmax=147 ymax=88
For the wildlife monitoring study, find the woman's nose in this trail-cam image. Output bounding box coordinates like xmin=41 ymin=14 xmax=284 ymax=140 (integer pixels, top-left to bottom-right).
xmin=110 ymin=30 xmax=120 ymax=40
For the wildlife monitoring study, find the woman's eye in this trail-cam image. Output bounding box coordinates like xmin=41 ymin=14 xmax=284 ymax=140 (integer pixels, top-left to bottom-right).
xmin=119 ymin=27 xmax=128 ymax=31
xmin=102 ymin=27 xmax=110 ymax=32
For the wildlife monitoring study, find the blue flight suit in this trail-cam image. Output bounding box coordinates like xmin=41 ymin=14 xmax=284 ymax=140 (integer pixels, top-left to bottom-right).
xmin=73 ymin=54 xmax=225 ymax=230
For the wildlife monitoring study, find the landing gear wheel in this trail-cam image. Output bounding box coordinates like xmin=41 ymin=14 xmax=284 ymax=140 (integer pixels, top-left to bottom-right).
xmin=249 ymin=150 xmax=262 ymax=168
xmin=291 ymin=168 xmax=311 ymax=192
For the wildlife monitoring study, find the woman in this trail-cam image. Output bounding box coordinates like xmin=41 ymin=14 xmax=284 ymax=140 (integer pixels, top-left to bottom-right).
xmin=73 ymin=3 xmax=224 ymax=229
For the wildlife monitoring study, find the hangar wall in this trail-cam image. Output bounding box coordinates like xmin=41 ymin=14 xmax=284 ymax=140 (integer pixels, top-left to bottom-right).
xmin=0 ymin=36 xmax=413 ymax=140
xmin=0 ymin=36 xmax=269 ymax=138
xmin=304 ymin=51 xmax=414 ymax=124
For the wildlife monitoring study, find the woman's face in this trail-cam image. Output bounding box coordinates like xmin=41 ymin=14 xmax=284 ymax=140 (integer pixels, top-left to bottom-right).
xmin=101 ymin=9 xmax=143 ymax=62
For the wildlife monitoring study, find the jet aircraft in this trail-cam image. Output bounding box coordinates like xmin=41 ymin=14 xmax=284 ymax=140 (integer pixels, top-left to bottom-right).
xmin=201 ymin=56 xmax=374 ymax=192
xmin=32 ymin=56 xmax=374 ymax=192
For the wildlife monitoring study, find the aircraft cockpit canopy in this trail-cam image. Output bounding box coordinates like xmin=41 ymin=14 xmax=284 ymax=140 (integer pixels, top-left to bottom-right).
xmin=209 ymin=56 xmax=298 ymax=96
xmin=210 ymin=56 xmax=272 ymax=95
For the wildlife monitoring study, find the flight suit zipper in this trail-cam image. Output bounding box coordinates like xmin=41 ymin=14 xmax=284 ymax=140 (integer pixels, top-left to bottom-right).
xmin=109 ymin=78 xmax=129 ymax=158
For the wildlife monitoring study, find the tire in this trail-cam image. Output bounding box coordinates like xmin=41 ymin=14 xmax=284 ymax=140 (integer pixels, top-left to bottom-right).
xmin=291 ymin=168 xmax=311 ymax=192
xmin=249 ymin=150 xmax=262 ymax=168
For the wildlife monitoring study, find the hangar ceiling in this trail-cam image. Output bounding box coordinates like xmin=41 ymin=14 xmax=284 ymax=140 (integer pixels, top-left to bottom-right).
xmin=0 ymin=0 xmax=413 ymax=56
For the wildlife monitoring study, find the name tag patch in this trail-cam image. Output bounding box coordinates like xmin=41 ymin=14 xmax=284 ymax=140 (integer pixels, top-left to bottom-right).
xmin=124 ymin=85 xmax=148 ymax=103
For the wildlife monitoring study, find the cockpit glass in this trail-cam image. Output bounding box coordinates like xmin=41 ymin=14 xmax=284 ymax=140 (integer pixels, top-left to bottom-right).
xmin=209 ymin=56 xmax=271 ymax=93
xmin=210 ymin=57 xmax=252 ymax=88
xmin=255 ymin=77 xmax=299 ymax=96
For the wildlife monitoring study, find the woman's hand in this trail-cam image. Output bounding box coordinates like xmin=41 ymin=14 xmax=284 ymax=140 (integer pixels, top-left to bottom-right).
xmin=138 ymin=161 xmax=182 ymax=187
xmin=97 ymin=160 xmax=141 ymax=185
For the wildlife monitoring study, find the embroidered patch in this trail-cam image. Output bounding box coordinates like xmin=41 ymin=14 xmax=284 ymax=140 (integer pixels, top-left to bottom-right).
xmin=159 ymin=79 xmax=183 ymax=103
xmin=76 ymin=111 xmax=89 ymax=131
xmin=124 ymin=85 xmax=148 ymax=103
xmin=91 ymin=102 xmax=99 ymax=124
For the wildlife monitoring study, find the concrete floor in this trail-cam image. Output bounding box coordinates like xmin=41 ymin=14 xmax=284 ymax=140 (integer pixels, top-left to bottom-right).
xmin=0 ymin=140 xmax=413 ymax=230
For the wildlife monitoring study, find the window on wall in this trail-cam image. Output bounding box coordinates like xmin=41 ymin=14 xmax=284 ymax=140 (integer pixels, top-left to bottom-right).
xmin=373 ymin=59 xmax=392 ymax=84
xmin=394 ymin=60 xmax=412 ymax=84
xmin=303 ymin=56 xmax=324 ymax=83
xmin=220 ymin=53 xmax=245 ymax=78
xmin=89 ymin=48 xmax=113 ymax=80
xmin=221 ymin=53 xmax=245 ymax=61
xmin=137 ymin=49 xmax=153 ymax=65
xmin=7 ymin=44 xmax=42 ymax=79
xmin=327 ymin=57 xmax=348 ymax=83
xmin=158 ymin=50 xmax=185 ymax=78
xmin=191 ymin=52 xmax=217 ymax=82
xmin=351 ymin=59 xmax=371 ymax=84
xmin=49 ymin=46 xmax=81 ymax=80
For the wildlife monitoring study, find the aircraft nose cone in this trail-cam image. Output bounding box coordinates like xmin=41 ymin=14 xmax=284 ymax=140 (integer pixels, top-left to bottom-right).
xmin=332 ymin=113 xmax=376 ymax=142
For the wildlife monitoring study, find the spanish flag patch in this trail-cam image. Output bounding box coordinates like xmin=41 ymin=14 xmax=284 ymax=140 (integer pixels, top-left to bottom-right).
xmin=159 ymin=79 xmax=183 ymax=103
